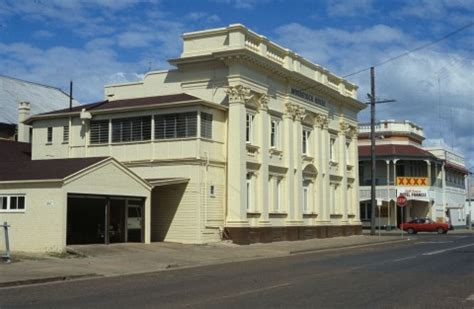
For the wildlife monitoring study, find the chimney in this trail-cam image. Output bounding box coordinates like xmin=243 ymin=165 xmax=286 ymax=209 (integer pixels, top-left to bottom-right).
xmin=17 ymin=101 xmax=31 ymax=143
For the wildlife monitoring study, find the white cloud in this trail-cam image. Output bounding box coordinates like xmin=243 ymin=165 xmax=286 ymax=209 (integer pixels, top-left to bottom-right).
xmin=0 ymin=42 xmax=142 ymax=102
xmin=32 ymin=30 xmax=54 ymax=39
xmin=211 ymin=0 xmax=270 ymax=9
xmin=327 ymin=0 xmax=375 ymax=17
xmin=185 ymin=12 xmax=220 ymax=23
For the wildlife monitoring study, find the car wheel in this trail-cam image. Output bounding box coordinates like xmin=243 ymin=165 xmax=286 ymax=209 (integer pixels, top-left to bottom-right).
xmin=437 ymin=227 xmax=445 ymax=234
xmin=407 ymin=228 xmax=416 ymax=234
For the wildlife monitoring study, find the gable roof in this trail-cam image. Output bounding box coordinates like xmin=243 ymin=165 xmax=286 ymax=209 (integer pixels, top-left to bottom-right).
xmin=0 ymin=140 xmax=32 ymax=162
xmin=0 ymin=157 xmax=108 ymax=182
xmin=0 ymin=75 xmax=79 ymax=124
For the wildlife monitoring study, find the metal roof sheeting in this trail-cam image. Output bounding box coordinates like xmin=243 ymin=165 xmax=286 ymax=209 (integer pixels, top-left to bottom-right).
xmin=0 ymin=75 xmax=79 ymax=124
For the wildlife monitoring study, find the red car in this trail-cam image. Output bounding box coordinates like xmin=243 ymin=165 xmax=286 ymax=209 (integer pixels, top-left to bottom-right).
xmin=400 ymin=218 xmax=449 ymax=234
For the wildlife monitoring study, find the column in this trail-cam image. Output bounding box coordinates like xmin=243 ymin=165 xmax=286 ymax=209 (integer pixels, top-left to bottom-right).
xmin=226 ymin=85 xmax=250 ymax=225
xmin=282 ymin=104 xmax=295 ymax=222
xmin=257 ymin=94 xmax=270 ymax=225
xmin=425 ymin=160 xmax=432 ymax=185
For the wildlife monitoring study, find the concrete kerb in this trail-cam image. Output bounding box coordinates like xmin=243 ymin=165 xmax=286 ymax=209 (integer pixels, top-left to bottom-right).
xmin=0 ymin=236 xmax=414 ymax=289
xmin=289 ymin=239 xmax=410 ymax=255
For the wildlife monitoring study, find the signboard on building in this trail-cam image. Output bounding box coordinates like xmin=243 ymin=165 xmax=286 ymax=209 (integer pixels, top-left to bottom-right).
xmin=291 ymin=88 xmax=326 ymax=107
xmin=398 ymin=188 xmax=429 ymax=201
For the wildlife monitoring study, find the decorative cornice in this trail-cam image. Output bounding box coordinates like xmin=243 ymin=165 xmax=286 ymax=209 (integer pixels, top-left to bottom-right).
xmin=226 ymin=85 xmax=252 ymax=103
xmin=285 ymin=102 xmax=306 ymax=121
xmin=256 ymin=93 xmax=269 ymax=111
xmin=346 ymin=125 xmax=358 ymax=138
xmin=314 ymin=113 xmax=329 ymax=128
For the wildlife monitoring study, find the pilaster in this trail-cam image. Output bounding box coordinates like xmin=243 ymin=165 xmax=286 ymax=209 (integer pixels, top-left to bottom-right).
xmin=226 ymin=85 xmax=251 ymax=226
xmin=257 ymin=94 xmax=271 ymax=225
xmin=317 ymin=114 xmax=330 ymax=222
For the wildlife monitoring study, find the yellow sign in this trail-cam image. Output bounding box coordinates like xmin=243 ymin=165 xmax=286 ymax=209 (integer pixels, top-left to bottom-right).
xmin=396 ymin=177 xmax=429 ymax=186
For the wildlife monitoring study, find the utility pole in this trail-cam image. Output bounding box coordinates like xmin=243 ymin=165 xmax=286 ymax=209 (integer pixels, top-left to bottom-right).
xmin=370 ymin=67 xmax=376 ymax=236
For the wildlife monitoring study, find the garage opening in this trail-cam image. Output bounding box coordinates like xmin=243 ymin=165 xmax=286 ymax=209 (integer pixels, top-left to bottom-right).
xmin=67 ymin=194 xmax=144 ymax=245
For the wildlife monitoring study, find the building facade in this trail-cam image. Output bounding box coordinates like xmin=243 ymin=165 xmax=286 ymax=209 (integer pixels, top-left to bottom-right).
xmin=358 ymin=120 xmax=468 ymax=229
xmin=23 ymin=24 xmax=366 ymax=246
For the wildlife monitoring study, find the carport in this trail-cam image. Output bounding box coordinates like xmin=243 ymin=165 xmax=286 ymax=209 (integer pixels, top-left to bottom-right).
xmin=66 ymin=194 xmax=145 ymax=245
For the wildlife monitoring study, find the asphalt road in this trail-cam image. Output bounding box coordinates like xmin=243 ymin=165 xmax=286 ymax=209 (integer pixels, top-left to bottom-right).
xmin=1 ymin=233 xmax=473 ymax=308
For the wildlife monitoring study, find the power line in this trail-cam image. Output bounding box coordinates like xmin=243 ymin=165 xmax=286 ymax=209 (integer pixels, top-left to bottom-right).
xmin=343 ymin=22 xmax=474 ymax=78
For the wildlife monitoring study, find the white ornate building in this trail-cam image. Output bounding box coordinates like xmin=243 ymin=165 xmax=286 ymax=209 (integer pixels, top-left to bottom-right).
xmin=10 ymin=24 xmax=365 ymax=249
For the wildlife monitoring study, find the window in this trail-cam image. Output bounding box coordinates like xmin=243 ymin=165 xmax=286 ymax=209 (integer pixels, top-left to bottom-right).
xmin=63 ymin=125 xmax=69 ymax=143
xmin=246 ymin=113 xmax=254 ymax=143
xmin=155 ymin=112 xmax=197 ymax=140
xmin=112 ymin=116 xmax=151 ymax=143
xmin=272 ymin=176 xmax=282 ymax=211
xmin=330 ymin=137 xmax=336 ymax=161
xmin=201 ymin=112 xmax=213 ymax=139
xmin=47 ymin=127 xmax=53 ymax=143
xmin=360 ymin=202 xmax=372 ymax=220
xmin=270 ymin=119 xmax=279 ymax=148
xmin=90 ymin=120 xmax=109 ymax=144
xmin=210 ymin=185 xmax=215 ymax=196
xmin=0 ymin=195 xmax=25 ymax=212
xmin=303 ymin=181 xmax=309 ymax=212
xmin=302 ymin=129 xmax=311 ymax=155
xmin=246 ymin=172 xmax=252 ymax=211
xmin=276 ymin=177 xmax=281 ymax=211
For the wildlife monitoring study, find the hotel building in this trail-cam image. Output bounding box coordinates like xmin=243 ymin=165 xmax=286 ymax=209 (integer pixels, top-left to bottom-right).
xmin=2 ymin=24 xmax=366 ymax=251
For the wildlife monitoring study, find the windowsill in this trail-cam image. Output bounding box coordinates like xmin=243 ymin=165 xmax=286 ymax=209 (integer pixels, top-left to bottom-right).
xmin=62 ymin=142 xmax=69 ymax=145
xmin=269 ymin=148 xmax=283 ymax=156
xmin=45 ymin=142 xmax=52 ymax=146
xmin=89 ymin=137 xmax=219 ymax=147
xmin=246 ymin=143 xmax=259 ymax=157
xmin=302 ymin=154 xmax=314 ymax=161
xmin=346 ymin=163 xmax=354 ymax=170
xmin=0 ymin=210 xmax=25 ymax=213
xmin=246 ymin=210 xmax=261 ymax=214
xmin=329 ymin=160 xmax=339 ymax=166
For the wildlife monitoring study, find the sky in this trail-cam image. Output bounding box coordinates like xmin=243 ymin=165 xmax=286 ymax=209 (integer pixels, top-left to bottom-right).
xmin=0 ymin=0 xmax=473 ymax=168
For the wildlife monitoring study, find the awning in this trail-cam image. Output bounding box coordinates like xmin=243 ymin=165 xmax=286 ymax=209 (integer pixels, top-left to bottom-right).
xmin=146 ymin=177 xmax=190 ymax=188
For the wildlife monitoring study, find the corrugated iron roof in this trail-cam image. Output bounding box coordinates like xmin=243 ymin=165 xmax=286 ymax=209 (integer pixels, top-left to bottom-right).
xmin=0 ymin=75 xmax=79 ymax=124
xmin=36 ymin=93 xmax=201 ymax=117
xmin=0 ymin=157 xmax=108 ymax=182
xmin=358 ymin=144 xmax=438 ymax=159
xmin=0 ymin=140 xmax=31 ymax=162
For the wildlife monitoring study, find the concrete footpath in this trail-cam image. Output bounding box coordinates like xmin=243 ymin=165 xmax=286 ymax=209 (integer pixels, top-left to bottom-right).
xmin=2 ymin=230 xmax=468 ymax=288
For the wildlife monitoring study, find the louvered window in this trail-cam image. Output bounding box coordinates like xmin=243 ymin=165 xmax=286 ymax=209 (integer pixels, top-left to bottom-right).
xmin=63 ymin=125 xmax=69 ymax=143
xmin=200 ymin=112 xmax=213 ymax=139
xmin=155 ymin=112 xmax=197 ymax=140
xmin=90 ymin=120 xmax=109 ymax=144
xmin=112 ymin=116 xmax=151 ymax=143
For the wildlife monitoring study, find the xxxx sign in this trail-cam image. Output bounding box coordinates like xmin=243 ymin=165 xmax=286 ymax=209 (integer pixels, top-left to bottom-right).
xmin=396 ymin=177 xmax=429 ymax=186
